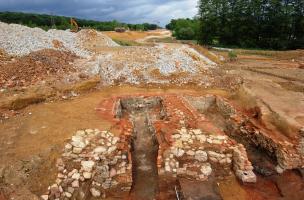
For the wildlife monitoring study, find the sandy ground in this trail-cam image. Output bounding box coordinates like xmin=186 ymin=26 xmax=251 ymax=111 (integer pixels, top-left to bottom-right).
xmin=219 ymin=50 xmax=304 ymax=138
xmin=103 ymin=29 xmax=169 ymax=43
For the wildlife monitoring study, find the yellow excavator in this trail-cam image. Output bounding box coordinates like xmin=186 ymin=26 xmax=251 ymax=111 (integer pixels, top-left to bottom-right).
xmin=70 ymin=18 xmax=79 ymax=32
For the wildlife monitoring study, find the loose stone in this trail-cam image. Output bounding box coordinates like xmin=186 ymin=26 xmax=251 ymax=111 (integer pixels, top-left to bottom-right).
xmin=83 ymin=172 xmax=92 ymax=179
xmin=65 ymin=192 xmax=72 ymax=198
xmin=72 ymin=147 xmax=83 ymax=154
xmin=71 ymin=180 xmax=79 ymax=188
xmin=90 ymin=188 xmax=101 ymax=197
xmin=71 ymin=172 xmax=80 ymax=180
xmin=200 ymin=163 xmax=212 ymax=176
xmin=41 ymin=195 xmax=48 ymax=200
xmin=94 ymin=146 xmax=107 ymax=154
xmin=81 ymin=160 xmax=95 ymax=172
xmin=195 ymin=150 xmax=208 ymax=162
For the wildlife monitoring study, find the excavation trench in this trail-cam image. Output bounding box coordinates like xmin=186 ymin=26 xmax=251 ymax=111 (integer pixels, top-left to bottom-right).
xmin=119 ymin=97 xmax=164 ymax=200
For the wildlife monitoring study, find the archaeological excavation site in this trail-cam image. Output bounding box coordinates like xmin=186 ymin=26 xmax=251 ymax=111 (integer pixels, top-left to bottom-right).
xmin=0 ymin=19 xmax=304 ymax=200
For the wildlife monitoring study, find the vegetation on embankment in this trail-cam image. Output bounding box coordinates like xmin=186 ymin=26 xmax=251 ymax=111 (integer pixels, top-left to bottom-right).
xmin=0 ymin=11 xmax=159 ymax=31
xmin=112 ymin=39 xmax=142 ymax=46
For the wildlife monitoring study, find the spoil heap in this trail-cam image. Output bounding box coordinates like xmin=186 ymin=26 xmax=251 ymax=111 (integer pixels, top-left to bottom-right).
xmin=0 ymin=22 xmax=89 ymax=57
xmin=77 ymin=29 xmax=119 ymax=51
xmin=88 ymin=43 xmax=224 ymax=87
xmin=0 ymin=49 xmax=78 ymax=88
xmin=0 ymin=22 xmax=118 ymax=57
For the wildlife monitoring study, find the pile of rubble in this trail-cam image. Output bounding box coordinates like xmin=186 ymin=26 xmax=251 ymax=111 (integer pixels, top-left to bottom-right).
xmin=87 ymin=44 xmax=218 ymax=86
xmin=160 ymin=127 xmax=256 ymax=183
xmin=77 ymin=29 xmax=119 ymax=50
xmin=155 ymin=44 xmax=216 ymax=75
xmin=0 ymin=22 xmax=119 ymax=58
xmin=0 ymin=49 xmax=78 ymax=88
xmin=41 ymin=129 xmax=132 ymax=200
xmin=0 ymin=22 xmax=89 ymax=57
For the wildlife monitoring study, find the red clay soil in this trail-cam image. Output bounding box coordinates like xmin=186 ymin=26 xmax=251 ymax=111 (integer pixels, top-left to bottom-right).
xmin=95 ymin=93 xmax=304 ymax=200
xmin=96 ymin=93 xmax=233 ymax=161
xmin=96 ymin=93 xmax=223 ymax=133
xmin=0 ymin=49 xmax=78 ymax=88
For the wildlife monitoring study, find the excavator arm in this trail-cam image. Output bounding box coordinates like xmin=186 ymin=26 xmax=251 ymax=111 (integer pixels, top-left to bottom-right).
xmin=70 ymin=18 xmax=79 ymax=32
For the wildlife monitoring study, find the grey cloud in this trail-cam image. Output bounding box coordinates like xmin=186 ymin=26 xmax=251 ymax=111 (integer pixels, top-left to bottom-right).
xmin=0 ymin=0 xmax=198 ymax=26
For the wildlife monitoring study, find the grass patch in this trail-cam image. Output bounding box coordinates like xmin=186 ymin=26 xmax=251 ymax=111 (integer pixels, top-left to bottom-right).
xmin=73 ymin=79 xmax=100 ymax=92
xmin=188 ymin=44 xmax=221 ymax=64
xmin=58 ymin=77 xmax=101 ymax=94
xmin=179 ymin=40 xmax=198 ymax=45
xmin=236 ymin=49 xmax=275 ymax=57
xmin=112 ymin=38 xmax=142 ymax=46
xmin=1 ymin=95 xmax=46 ymax=110
xmin=146 ymin=37 xmax=177 ymax=43
xmin=228 ymin=51 xmax=238 ymax=61
xmin=211 ymin=46 xmax=277 ymax=57
xmin=212 ymin=47 xmax=304 ymax=61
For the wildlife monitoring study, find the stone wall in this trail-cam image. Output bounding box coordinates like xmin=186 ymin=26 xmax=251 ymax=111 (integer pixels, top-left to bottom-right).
xmin=160 ymin=127 xmax=256 ymax=183
xmin=41 ymin=129 xmax=132 ymax=200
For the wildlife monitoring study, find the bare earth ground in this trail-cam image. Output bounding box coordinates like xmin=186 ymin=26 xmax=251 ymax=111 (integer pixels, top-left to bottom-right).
xmin=103 ymin=30 xmax=171 ymax=43
xmin=0 ymin=27 xmax=304 ymax=200
xmin=219 ymin=50 xmax=304 ymax=137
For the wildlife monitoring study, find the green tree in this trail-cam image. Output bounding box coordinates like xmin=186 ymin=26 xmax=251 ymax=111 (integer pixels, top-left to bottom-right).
xmin=0 ymin=11 xmax=160 ymax=32
xmin=166 ymin=18 xmax=200 ymax=40
xmin=197 ymin=0 xmax=304 ymax=49
xmin=178 ymin=27 xmax=196 ymax=40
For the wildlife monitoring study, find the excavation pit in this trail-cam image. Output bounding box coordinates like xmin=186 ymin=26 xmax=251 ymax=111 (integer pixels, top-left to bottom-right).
xmin=95 ymin=94 xmax=258 ymax=198
xmin=116 ymin=97 xmax=164 ymax=199
xmin=41 ymin=93 xmax=304 ymax=199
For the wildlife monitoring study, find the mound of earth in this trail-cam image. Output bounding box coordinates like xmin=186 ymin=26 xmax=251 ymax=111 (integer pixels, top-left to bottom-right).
xmin=0 ymin=49 xmax=78 ymax=88
xmin=0 ymin=22 xmax=119 ymax=57
xmin=77 ymin=29 xmax=119 ymax=52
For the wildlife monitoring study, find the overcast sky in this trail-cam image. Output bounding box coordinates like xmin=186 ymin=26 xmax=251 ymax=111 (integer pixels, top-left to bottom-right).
xmin=0 ymin=0 xmax=198 ymax=26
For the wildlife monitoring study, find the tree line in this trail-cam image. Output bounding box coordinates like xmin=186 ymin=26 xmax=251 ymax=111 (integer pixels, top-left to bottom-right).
xmin=198 ymin=0 xmax=304 ymax=50
xmin=167 ymin=0 xmax=304 ymax=50
xmin=0 ymin=12 xmax=159 ymax=31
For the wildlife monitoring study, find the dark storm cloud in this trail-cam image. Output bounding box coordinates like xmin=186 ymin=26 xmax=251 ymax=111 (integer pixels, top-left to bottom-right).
xmin=0 ymin=0 xmax=198 ymax=26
